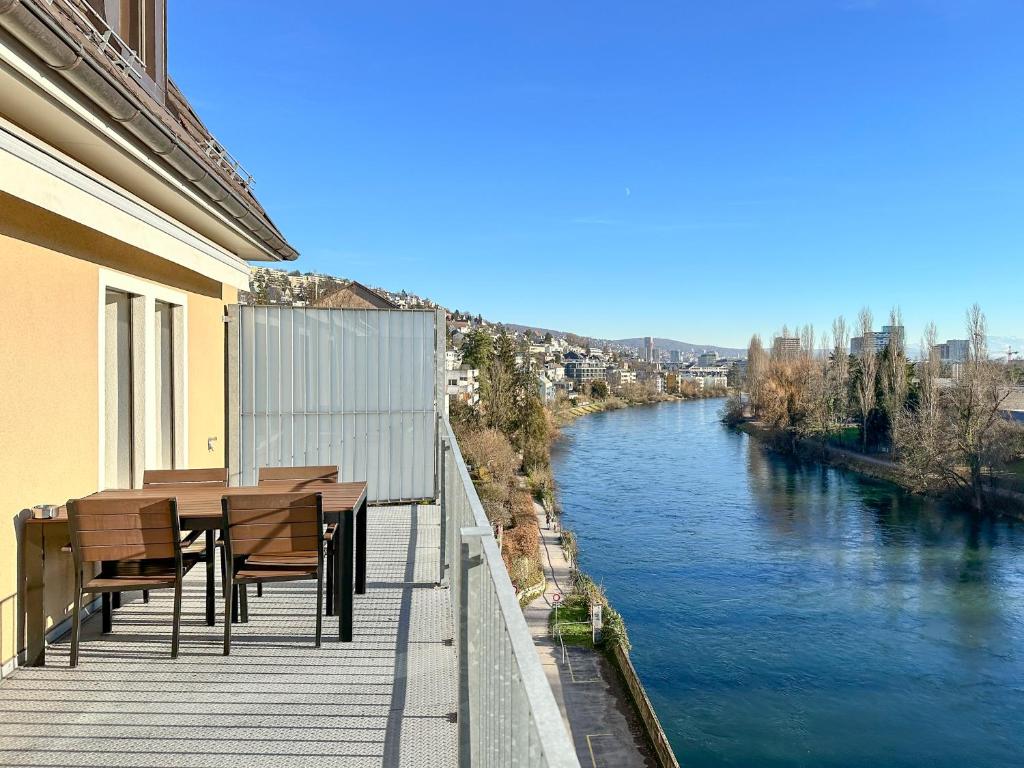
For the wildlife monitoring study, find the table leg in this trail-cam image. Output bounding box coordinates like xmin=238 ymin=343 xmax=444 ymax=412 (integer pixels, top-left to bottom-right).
xmin=205 ymin=530 xmax=215 ymax=626
xmin=356 ymin=499 xmax=367 ymax=594
xmin=24 ymin=524 xmax=46 ymax=667
xmin=101 ymin=593 xmax=112 ymax=634
xmin=337 ymin=508 xmax=353 ymax=642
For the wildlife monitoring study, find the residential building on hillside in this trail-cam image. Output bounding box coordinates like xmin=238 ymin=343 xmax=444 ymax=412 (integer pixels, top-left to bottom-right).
xmin=538 ymin=375 xmax=555 ymax=404
xmin=447 ymin=366 xmax=481 ymax=409
xmin=637 ymin=370 xmax=665 ymax=393
xmin=607 ymin=368 xmax=637 ymax=390
xmin=313 ymin=280 xmax=399 ymax=309
xmin=565 ymin=357 xmax=608 ymax=383
xmin=0 ymin=0 xmax=296 ymax=674
xmin=544 ymin=364 xmax=566 ymax=382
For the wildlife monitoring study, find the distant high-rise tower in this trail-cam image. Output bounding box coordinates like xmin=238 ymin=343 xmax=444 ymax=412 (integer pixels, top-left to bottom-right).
xmin=644 ymin=336 xmax=655 ymax=363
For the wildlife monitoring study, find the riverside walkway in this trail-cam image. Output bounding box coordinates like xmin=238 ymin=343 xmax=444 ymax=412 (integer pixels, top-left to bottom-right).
xmin=0 ymin=505 xmax=457 ymax=768
xmin=524 ymin=501 xmax=652 ymax=768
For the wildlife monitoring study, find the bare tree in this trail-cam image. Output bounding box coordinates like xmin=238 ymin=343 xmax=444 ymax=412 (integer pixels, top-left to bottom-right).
xmin=830 ymin=315 xmax=850 ymax=425
xmin=898 ymin=305 xmax=1020 ymax=511
xmin=880 ymin=307 xmax=909 ymax=457
xmin=854 ymin=307 xmax=878 ymax=451
xmin=917 ymin=322 xmax=940 ymax=423
xmin=747 ymin=334 xmax=768 ymax=416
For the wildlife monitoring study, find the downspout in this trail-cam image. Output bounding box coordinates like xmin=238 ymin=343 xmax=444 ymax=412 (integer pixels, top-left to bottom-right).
xmin=0 ymin=0 xmax=297 ymax=260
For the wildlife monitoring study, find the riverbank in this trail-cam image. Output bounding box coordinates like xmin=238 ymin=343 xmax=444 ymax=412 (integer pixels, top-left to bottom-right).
xmin=523 ymin=499 xmax=655 ymax=768
xmin=734 ymin=419 xmax=1024 ymax=519
xmin=553 ymin=389 xmax=727 ymax=427
xmin=543 ymin=400 xmax=684 ymax=768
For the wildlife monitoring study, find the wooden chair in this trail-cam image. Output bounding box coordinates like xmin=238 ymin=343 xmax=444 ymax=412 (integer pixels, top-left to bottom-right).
xmin=143 ymin=468 xmax=228 ymax=488
xmin=256 ymin=466 xmax=338 ymax=612
xmin=221 ymin=492 xmax=324 ymax=654
xmin=141 ymin=468 xmax=227 ymax=608
xmin=66 ymin=496 xmax=199 ymax=667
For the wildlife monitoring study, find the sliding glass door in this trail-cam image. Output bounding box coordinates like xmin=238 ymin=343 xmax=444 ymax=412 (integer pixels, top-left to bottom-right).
xmin=104 ymin=289 xmax=134 ymax=488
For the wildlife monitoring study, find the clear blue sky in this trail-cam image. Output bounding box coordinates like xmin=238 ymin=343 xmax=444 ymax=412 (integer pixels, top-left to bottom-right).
xmin=169 ymin=1 xmax=1023 ymax=349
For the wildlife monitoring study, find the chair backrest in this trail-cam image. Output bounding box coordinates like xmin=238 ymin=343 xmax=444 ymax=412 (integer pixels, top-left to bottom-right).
xmin=221 ymin=492 xmax=323 ymax=557
xmin=257 ymin=466 xmax=338 ymax=489
xmin=143 ymin=468 xmax=228 ymax=488
xmin=67 ymin=497 xmax=181 ymax=567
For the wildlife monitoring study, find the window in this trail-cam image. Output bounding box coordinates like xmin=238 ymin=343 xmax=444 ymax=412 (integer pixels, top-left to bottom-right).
xmin=153 ymin=300 xmax=176 ymax=469
xmin=99 ymin=271 xmax=188 ymax=489
xmin=104 ymin=289 xmax=134 ymax=488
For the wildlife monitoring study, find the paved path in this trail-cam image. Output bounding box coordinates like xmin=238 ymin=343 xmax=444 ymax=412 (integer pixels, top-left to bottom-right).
xmin=525 ymin=501 xmax=653 ymax=768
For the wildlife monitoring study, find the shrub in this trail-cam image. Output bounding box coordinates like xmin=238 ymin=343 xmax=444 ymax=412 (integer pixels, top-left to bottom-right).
xmin=721 ymin=393 xmax=747 ymax=426
xmin=501 ymin=489 xmax=541 ymax=588
xmin=457 ymin=427 xmax=518 ymax=491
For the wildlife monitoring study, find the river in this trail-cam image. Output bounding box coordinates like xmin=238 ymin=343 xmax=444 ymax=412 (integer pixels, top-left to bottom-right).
xmin=550 ymin=398 xmax=1024 ymax=768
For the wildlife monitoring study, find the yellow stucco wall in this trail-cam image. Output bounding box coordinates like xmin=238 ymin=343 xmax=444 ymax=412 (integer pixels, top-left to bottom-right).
xmin=0 ymin=192 xmax=238 ymax=671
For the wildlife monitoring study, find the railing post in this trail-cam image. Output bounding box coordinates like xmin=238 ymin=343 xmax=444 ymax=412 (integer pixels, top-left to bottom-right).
xmin=460 ymin=525 xmax=490 ymax=766
xmin=440 ymin=436 xmax=450 ymax=586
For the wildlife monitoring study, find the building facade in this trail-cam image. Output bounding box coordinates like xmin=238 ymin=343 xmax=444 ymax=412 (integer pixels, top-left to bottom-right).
xmin=772 ymin=336 xmax=801 ymax=357
xmin=0 ymin=0 xmax=295 ymax=674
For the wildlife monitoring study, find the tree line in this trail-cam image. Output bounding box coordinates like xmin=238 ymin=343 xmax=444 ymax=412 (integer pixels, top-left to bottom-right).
xmin=732 ymin=305 xmax=1024 ymax=511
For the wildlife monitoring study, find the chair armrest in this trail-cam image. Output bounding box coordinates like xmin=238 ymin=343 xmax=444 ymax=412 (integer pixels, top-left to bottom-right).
xmin=324 ymin=523 xmax=338 ymax=542
xmin=181 ymin=530 xmax=204 ymax=548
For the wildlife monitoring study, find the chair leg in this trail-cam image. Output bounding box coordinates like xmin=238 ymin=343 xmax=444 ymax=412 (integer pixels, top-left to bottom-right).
xmin=112 ymin=592 xmax=121 ymax=609
xmin=143 ymin=590 xmax=150 ymax=604
xmin=239 ymin=584 xmax=249 ymax=623
xmin=220 ymin=547 xmax=228 ymax=597
xmin=257 ymin=582 xmax=263 ymax=597
xmin=231 ymin=585 xmax=239 ymax=623
xmin=316 ymin=569 xmax=323 ymax=648
xmin=101 ymin=593 xmax=112 ymax=634
xmin=326 ymin=544 xmax=334 ymax=616
xmin=171 ymin=580 xmax=182 ymax=659
xmin=223 ymin=575 xmax=233 ymax=656
xmin=70 ymin=587 xmax=83 ymax=668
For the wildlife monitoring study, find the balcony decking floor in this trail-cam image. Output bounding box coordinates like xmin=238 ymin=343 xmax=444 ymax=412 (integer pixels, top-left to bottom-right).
xmin=0 ymin=504 xmax=457 ymax=768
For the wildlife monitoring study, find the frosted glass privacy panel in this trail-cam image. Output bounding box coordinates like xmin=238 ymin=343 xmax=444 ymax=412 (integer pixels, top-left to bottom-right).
xmin=232 ymin=306 xmax=442 ymax=502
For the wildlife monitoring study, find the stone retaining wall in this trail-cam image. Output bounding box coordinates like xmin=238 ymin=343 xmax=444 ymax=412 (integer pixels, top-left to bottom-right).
xmin=610 ymin=644 xmax=681 ymax=768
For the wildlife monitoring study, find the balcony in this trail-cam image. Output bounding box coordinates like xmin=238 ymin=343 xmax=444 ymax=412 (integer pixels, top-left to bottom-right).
xmin=1 ymin=306 xmax=579 ymax=766
xmin=1 ymin=504 xmax=457 ymax=767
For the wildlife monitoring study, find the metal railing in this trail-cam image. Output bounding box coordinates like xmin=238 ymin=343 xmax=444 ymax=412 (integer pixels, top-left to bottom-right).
xmin=440 ymin=416 xmax=581 ymax=768
xmin=55 ymin=0 xmax=146 ymax=79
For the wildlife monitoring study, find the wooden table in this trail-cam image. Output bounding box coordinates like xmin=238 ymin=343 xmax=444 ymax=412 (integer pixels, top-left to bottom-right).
xmin=23 ymin=481 xmax=368 ymax=666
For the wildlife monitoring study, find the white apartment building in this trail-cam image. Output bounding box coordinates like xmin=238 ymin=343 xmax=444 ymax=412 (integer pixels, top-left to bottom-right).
xmin=607 ymin=368 xmax=637 ymax=390
xmin=446 ymin=366 xmax=480 ymax=409
xmin=545 ymin=365 xmax=566 ymax=382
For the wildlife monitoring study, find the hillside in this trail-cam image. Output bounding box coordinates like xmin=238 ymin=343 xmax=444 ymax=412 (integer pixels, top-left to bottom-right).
xmin=614 ymin=337 xmax=745 ymax=357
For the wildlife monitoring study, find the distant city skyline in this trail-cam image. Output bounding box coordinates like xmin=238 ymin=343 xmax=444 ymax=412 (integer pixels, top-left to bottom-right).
xmin=171 ymin=2 xmax=1024 ymax=348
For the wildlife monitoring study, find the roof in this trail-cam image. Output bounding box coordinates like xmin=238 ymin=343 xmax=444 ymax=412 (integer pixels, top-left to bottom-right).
xmin=5 ymin=0 xmax=297 ymax=261
xmin=313 ymin=281 xmax=400 ymax=309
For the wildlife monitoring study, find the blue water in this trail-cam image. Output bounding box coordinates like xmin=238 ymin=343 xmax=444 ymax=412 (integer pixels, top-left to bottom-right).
xmin=550 ymin=398 xmax=1024 ymax=768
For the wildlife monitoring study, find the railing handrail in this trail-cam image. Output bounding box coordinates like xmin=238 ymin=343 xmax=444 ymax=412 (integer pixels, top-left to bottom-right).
xmin=442 ymin=415 xmax=581 ymax=768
